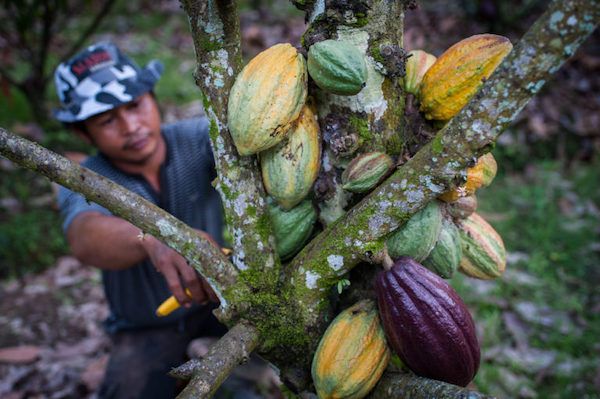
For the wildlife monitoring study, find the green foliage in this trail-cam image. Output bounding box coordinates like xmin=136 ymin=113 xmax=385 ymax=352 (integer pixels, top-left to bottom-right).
xmin=0 ymin=207 xmax=68 ymax=279
xmin=451 ymin=154 xmax=600 ymax=398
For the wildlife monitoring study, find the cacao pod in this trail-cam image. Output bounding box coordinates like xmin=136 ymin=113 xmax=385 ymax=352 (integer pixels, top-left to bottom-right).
xmin=261 ymin=104 xmax=321 ymax=210
xmin=438 ymin=154 xmax=490 ymax=202
xmin=342 ymin=152 xmax=395 ymax=193
xmin=404 ymin=50 xmax=436 ymax=96
xmin=386 ymin=201 xmax=442 ymax=262
xmin=423 ymin=219 xmax=462 ymax=279
xmin=479 ymin=152 xmax=498 ymax=186
xmin=448 ymin=194 xmax=478 ymax=219
xmin=419 ymin=34 xmax=512 ymax=120
xmin=376 ymin=256 xmax=480 ymax=387
xmin=312 ymin=299 xmax=390 ymax=399
xmin=267 ymin=198 xmax=317 ymax=261
xmin=456 ymin=212 xmax=507 ymax=279
xmin=307 ymin=39 xmax=368 ymax=96
xmin=228 ymin=43 xmax=307 ymax=155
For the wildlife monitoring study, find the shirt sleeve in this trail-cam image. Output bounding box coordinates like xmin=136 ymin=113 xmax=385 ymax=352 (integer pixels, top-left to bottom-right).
xmin=57 ymin=184 xmax=112 ymax=233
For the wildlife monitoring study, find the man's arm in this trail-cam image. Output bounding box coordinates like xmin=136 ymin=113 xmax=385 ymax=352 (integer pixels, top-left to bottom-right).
xmin=67 ymin=211 xmax=218 ymax=307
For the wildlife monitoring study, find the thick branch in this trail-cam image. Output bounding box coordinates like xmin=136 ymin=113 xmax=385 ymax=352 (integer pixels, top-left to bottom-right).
xmin=172 ymin=321 xmax=261 ymax=399
xmin=180 ymin=0 xmax=279 ymax=273
xmin=290 ymin=0 xmax=600 ymax=319
xmin=0 ymin=128 xmax=247 ymax=321
xmin=369 ymin=372 xmax=497 ymax=399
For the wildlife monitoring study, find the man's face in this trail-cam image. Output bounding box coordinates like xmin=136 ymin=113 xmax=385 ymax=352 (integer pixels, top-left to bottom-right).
xmin=81 ymin=92 xmax=162 ymax=167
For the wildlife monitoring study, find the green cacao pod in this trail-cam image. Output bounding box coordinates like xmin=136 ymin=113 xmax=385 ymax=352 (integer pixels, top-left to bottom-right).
xmin=456 ymin=212 xmax=507 ymax=279
xmin=267 ymin=198 xmax=317 ymax=260
xmin=448 ymin=194 xmax=478 ymax=219
xmin=376 ymin=256 xmax=480 ymax=387
xmin=261 ymin=104 xmax=321 ymax=210
xmin=342 ymin=152 xmax=395 ymax=193
xmin=312 ymin=299 xmax=390 ymax=399
xmin=387 ymin=201 xmax=442 ymax=262
xmin=405 ymin=50 xmax=436 ymax=96
xmin=307 ymin=39 xmax=368 ymax=96
xmin=228 ymin=43 xmax=307 ymax=155
xmin=420 ymin=34 xmax=512 ymax=120
xmin=423 ymin=219 xmax=462 ymax=279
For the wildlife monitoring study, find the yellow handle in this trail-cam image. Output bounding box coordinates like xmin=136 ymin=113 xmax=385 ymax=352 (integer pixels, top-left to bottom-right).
xmin=156 ymin=289 xmax=191 ymax=316
xmin=155 ymin=247 xmax=231 ymax=317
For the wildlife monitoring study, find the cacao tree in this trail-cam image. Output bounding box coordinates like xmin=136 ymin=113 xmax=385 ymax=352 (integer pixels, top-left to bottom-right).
xmin=1 ymin=0 xmax=599 ymax=398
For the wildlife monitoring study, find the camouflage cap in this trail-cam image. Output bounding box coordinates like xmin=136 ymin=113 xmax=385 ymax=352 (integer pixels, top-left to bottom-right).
xmin=53 ymin=41 xmax=163 ymax=123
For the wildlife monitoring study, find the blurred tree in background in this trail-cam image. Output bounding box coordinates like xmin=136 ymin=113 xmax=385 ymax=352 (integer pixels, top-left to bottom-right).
xmin=0 ymin=0 xmax=117 ymax=125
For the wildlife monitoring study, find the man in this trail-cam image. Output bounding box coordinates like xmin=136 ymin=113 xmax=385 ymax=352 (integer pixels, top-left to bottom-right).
xmin=53 ymin=41 xmax=233 ymax=398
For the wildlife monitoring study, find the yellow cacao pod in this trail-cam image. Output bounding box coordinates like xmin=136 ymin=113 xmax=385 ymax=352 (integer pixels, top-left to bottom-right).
xmin=227 ymin=43 xmax=308 ymax=155
xmin=405 ymin=50 xmax=436 ymax=96
xmin=419 ymin=34 xmax=512 ymax=120
xmin=312 ymin=299 xmax=391 ymax=399
xmin=260 ymin=104 xmax=321 ymax=210
xmin=438 ymin=153 xmax=494 ymax=202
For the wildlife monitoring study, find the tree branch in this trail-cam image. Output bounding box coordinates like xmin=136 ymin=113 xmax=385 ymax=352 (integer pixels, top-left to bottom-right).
xmin=0 ymin=127 xmax=248 ymax=322
xmin=180 ymin=0 xmax=279 ymax=273
xmin=369 ymin=372 xmax=497 ymax=399
xmin=289 ymin=0 xmax=600 ymax=318
xmin=171 ymin=321 xmax=261 ymax=399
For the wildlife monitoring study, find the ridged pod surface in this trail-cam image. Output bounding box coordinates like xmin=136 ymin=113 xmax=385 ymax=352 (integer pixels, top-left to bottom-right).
xmin=423 ymin=219 xmax=462 ymax=279
xmin=227 ymin=43 xmax=307 ymax=155
xmin=386 ymin=201 xmax=442 ymax=261
xmin=342 ymin=152 xmax=395 ymax=193
xmin=261 ymin=104 xmax=321 ymax=210
xmin=419 ymin=34 xmax=512 ymax=120
xmin=376 ymin=257 xmax=480 ymax=387
xmin=456 ymin=213 xmax=507 ymax=279
xmin=307 ymin=39 xmax=367 ymax=96
xmin=405 ymin=50 xmax=436 ymax=96
xmin=311 ymin=299 xmax=391 ymax=399
xmin=267 ymin=198 xmax=317 ymax=260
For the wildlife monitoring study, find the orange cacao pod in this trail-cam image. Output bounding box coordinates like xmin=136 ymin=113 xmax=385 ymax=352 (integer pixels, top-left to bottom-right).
xmin=419 ymin=34 xmax=512 ymax=120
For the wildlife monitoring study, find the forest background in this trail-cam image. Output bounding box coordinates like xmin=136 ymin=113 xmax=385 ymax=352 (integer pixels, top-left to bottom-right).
xmin=0 ymin=0 xmax=599 ymax=398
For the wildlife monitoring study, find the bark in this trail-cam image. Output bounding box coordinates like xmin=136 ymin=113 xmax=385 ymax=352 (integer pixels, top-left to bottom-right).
xmin=369 ymin=372 xmax=497 ymax=399
xmin=302 ymin=0 xmax=408 ymax=226
xmin=171 ymin=321 xmax=261 ymax=398
xmin=179 ymin=0 xmax=280 ymax=275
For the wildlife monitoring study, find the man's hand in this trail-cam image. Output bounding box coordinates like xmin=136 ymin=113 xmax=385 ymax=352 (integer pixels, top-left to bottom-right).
xmin=140 ymin=234 xmax=219 ymax=307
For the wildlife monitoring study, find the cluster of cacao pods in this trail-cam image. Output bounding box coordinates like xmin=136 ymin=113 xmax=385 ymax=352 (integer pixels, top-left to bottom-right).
xmin=405 ymin=33 xmax=513 ymax=121
xmin=227 ymin=39 xmax=369 ymax=260
xmin=227 ymin=34 xmax=511 ymax=396
xmin=305 ymin=34 xmax=513 ymax=397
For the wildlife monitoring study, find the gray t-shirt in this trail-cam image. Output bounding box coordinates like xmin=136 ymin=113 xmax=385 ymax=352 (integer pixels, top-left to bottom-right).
xmin=58 ymin=117 xmax=224 ymax=332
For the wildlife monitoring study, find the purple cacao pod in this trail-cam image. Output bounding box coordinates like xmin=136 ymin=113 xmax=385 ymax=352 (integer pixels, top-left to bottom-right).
xmin=375 ymin=256 xmax=480 ymax=387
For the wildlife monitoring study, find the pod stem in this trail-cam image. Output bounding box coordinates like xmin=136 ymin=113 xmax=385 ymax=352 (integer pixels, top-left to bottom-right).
xmin=375 ymin=247 xmax=395 ymax=270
